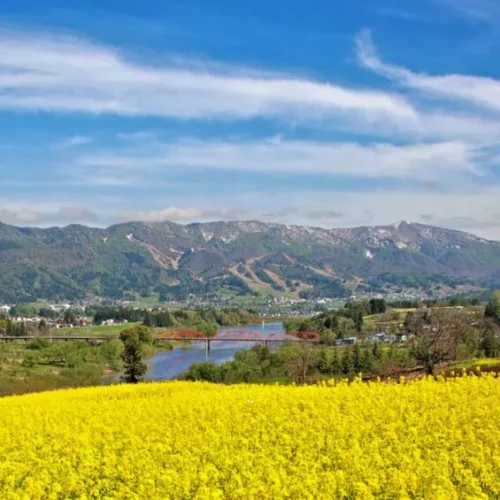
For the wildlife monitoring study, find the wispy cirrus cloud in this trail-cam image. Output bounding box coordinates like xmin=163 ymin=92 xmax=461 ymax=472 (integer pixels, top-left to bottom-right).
xmin=71 ymin=136 xmax=479 ymax=183
xmin=2 ymin=25 xmax=500 ymax=240
xmin=356 ymin=30 xmax=500 ymax=114
xmin=0 ymin=28 xmax=415 ymax=126
xmin=1 ymin=27 xmax=500 ymax=145
xmin=436 ymin=0 xmax=500 ymax=21
xmin=54 ymin=135 xmax=93 ymax=149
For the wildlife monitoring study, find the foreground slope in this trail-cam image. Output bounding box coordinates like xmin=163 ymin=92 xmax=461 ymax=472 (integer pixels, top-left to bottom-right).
xmin=0 ymin=376 xmax=499 ymax=498
xmin=1 ymin=220 xmax=500 ymax=301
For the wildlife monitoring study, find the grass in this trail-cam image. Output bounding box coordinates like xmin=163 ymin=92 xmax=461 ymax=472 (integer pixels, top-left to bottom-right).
xmin=0 ymin=340 xmax=123 ymax=396
xmin=448 ymin=358 xmax=500 ymax=370
xmin=53 ymin=323 xmax=141 ymax=336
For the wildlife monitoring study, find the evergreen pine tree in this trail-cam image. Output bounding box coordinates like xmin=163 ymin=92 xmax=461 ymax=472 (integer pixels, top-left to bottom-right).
xmin=352 ymin=343 xmax=362 ymax=373
xmin=372 ymin=341 xmax=382 ymax=361
xmin=331 ymin=348 xmax=341 ymax=375
xmin=361 ymin=347 xmax=374 ymax=372
xmin=143 ymin=311 xmax=153 ymax=327
xmin=485 ymin=296 xmax=500 ymax=323
xmin=316 ymin=349 xmax=330 ymax=375
xmin=121 ymin=333 xmax=148 ymax=384
xmin=341 ymin=347 xmax=353 ymax=375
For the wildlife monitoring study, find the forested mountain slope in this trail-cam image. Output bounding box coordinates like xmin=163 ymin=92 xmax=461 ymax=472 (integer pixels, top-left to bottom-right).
xmin=1 ymin=220 xmax=499 ymax=302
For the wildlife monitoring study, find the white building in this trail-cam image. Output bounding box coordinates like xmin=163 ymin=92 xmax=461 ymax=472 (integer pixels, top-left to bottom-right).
xmin=48 ymin=303 xmax=72 ymax=312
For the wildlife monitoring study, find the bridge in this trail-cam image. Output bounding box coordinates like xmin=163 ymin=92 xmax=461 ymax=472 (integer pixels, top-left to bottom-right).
xmin=0 ymin=330 xmax=318 ymax=353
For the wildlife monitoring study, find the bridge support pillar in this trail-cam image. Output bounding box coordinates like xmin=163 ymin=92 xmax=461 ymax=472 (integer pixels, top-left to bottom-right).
xmin=264 ymin=340 xmax=268 ymax=347
xmin=205 ymin=339 xmax=211 ymax=357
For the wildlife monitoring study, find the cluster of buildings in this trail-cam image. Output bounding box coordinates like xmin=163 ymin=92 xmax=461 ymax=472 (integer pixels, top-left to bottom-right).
xmin=335 ymin=332 xmax=407 ymax=346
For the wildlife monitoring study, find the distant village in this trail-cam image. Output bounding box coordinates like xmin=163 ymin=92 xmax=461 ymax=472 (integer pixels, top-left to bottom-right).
xmin=0 ymin=287 xmax=462 ymax=333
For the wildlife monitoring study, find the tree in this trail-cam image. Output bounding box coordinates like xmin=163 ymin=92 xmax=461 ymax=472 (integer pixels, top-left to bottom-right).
xmin=121 ymin=332 xmax=148 ymax=384
xmin=485 ymin=296 xmax=500 ymax=323
xmin=323 ymin=314 xmax=339 ymax=332
xmin=100 ymin=339 xmax=125 ymax=371
xmin=198 ymin=322 xmax=218 ymax=337
xmin=345 ymin=300 xmax=371 ymax=317
xmin=6 ymin=320 xmax=27 ymax=336
xmin=63 ymin=310 xmax=76 ymax=325
xmin=361 ymin=347 xmax=374 ymax=372
xmin=343 ymin=306 xmax=364 ymax=332
xmin=38 ymin=318 xmax=50 ymax=335
xmin=120 ymin=325 xmax=153 ymax=345
xmin=372 ymin=342 xmax=382 ymax=361
xmin=352 ymin=343 xmax=362 ymax=373
xmin=39 ymin=307 xmax=58 ymax=319
xmin=369 ymin=298 xmax=387 ymax=315
xmin=337 ymin=317 xmax=356 ymax=340
xmin=479 ymin=320 xmax=500 ymax=358
xmin=284 ymin=345 xmax=316 ymax=384
xmin=316 ymin=349 xmax=330 ymax=375
xmin=330 ymin=348 xmax=341 ymax=375
xmin=9 ymin=304 xmax=37 ymax=318
xmin=406 ymin=309 xmax=470 ymax=375
xmin=143 ymin=311 xmax=154 ymax=327
xmin=341 ymin=347 xmax=353 ymax=375
xmin=185 ymin=362 xmax=221 ymax=382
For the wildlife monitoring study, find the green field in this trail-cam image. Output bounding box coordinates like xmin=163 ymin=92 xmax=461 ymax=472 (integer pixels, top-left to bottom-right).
xmin=54 ymin=323 xmax=141 ymax=336
xmin=0 ymin=338 xmax=125 ymax=396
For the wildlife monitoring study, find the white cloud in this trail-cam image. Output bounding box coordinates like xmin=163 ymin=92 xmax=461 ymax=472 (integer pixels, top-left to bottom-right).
xmin=0 ymin=205 xmax=100 ymax=225
xmin=57 ymin=206 xmax=100 ymax=223
xmin=436 ymin=0 xmax=500 ymax=21
xmin=357 ymin=30 xmax=500 ymax=114
xmin=74 ymin=136 xmax=479 ymax=181
xmin=0 ymin=28 xmax=415 ymax=126
xmin=220 ymin=186 xmax=500 ymax=240
xmin=54 ymin=135 xmax=93 ymax=148
xmin=3 ymin=188 xmax=500 ymax=240
xmin=1 ymin=28 xmax=500 ymax=144
xmin=0 ymin=208 xmax=40 ymax=224
xmin=120 ymin=206 xmax=248 ymax=223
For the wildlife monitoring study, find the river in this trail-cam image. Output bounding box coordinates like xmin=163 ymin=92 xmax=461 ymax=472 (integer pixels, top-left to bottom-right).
xmin=146 ymin=322 xmax=285 ymax=381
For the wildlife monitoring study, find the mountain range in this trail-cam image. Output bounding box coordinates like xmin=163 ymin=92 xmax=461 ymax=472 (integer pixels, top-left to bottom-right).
xmin=1 ymin=219 xmax=500 ymax=303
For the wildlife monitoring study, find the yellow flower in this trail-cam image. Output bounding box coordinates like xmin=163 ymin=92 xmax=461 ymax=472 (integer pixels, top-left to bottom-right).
xmin=0 ymin=375 xmax=498 ymax=498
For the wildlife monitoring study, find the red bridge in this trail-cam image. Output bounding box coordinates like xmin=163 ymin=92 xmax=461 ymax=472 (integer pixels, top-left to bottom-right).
xmin=154 ymin=329 xmax=320 ymax=352
xmin=211 ymin=330 xmax=303 ymax=342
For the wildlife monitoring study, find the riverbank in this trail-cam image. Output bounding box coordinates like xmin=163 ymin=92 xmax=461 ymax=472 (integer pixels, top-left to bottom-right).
xmin=0 ymin=337 xmax=125 ymax=396
xmin=146 ymin=322 xmax=285 ymax=381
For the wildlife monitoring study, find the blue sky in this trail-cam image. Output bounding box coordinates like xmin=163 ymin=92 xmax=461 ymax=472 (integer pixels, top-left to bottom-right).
xmin=1 ymin=0 xmax=500 ymax=238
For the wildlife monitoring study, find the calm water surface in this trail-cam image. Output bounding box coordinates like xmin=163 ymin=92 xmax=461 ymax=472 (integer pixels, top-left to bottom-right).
xmin=146 ymin=322 xmax=284 ymax=381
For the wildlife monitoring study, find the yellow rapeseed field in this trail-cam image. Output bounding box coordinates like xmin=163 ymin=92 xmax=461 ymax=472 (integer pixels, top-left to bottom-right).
xmin=0 ymin=375 xmax=499 ymax=499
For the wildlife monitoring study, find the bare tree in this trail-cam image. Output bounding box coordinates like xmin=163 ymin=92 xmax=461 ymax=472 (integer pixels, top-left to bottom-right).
xmin=284 ymin=345 xmax=317 ymax=384
xmin=405 ymin=309 xmax=470 ymax=375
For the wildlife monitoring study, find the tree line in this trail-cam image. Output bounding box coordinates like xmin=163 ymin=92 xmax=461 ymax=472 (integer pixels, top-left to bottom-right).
xmin=284 ymin=299 xmax=387 ymax=340
xmin=184 ymin=342 xmax=405 ymax=384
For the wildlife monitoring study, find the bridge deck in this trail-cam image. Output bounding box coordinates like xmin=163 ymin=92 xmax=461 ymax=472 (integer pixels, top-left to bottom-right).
xmin=0 ymin=335 xmax=310 ymax=342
